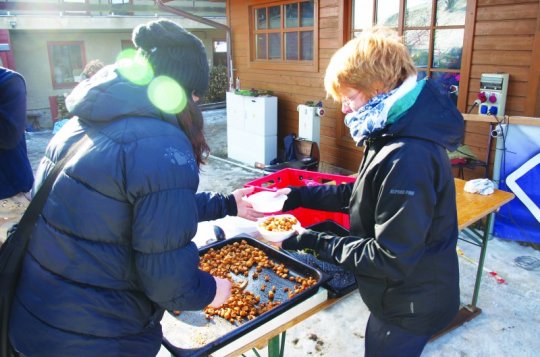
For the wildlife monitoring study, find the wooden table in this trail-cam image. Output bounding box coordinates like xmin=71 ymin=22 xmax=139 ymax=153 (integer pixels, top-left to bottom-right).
xmin=162 ymin=179 xmax=514 ymax=355
xmin=455 ymin=178 xmax=514 ymax=309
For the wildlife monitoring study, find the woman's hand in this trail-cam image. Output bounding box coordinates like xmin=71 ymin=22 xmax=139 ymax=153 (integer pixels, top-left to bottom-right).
xmin=232 ymin=186 xmax=265 ymax=221
xmin=208 ymin=277 xmax=232 ymax=308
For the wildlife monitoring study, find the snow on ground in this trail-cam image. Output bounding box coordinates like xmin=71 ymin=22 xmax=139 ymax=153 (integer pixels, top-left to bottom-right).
xmin=26 ymin=110 xmax=540 ymax=357
xmin=251 ymin=237 xmax=540 ymax=357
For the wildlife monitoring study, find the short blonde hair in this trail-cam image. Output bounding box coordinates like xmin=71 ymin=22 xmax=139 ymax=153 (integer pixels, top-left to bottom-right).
xmin=324 ymin=27 xmax=417 ymax=101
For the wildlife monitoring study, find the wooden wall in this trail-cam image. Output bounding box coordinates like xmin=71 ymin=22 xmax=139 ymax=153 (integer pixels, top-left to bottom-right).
xmin=227 ymin=0 xmax=363 ymax=173
xmin=459 ymin=0 xmax=540 ymax=179
xmin=227 ymin=0 xmax=540 ymax=176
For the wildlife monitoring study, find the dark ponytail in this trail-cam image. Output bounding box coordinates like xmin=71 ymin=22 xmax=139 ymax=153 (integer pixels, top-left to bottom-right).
xmin=176 ymin=99 xmax=210 ymax=169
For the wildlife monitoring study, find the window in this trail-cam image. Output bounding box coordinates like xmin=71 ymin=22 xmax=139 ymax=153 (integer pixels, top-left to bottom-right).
xmin=250 ymin=0 xmax=317 ymax=71
xmin=110 ymin=0 xmax=133 ymax=15
xmin=61 ymin=0 xmax=89 ymax=15
xmin=48 ymin=41 xmax=86 ymax=89
xmin=213 ymin=40 xmax=227 ymax=67
xmin=351 ymin=0 xmax=466 ymax=100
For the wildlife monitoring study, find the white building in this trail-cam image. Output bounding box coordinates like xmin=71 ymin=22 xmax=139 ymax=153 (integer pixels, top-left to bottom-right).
xmin=0 ymin=0 xmax=227 ymax=127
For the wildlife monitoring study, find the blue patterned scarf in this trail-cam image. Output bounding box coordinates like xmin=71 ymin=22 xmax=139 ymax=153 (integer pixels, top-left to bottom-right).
xmin=344 ymin=76 xmax=421 ymax=146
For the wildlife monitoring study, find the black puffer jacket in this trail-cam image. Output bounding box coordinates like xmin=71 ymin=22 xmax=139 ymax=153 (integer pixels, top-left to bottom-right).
xmin=10 ymin=66 xmax=237 ymax=356
xmin=283 ymin=79 xmax=464 ymax=335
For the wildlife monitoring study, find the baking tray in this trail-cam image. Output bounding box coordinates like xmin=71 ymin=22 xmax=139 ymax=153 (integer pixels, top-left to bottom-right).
xmin=161 ymin=235 xmax=328 ymax=357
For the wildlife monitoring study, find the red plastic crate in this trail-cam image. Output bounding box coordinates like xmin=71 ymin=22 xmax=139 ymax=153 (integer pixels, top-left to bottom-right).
xmin=244 ymin=168 xmax=356 ymax=228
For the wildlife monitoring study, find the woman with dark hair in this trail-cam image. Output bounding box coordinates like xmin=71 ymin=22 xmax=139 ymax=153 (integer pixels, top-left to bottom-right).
xmin=8 ymin=19 xmax=261 ymax=355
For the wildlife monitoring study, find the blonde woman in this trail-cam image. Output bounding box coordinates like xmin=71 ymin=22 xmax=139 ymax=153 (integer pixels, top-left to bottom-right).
xmin=278 ymin=27 xmax=464 ymax=356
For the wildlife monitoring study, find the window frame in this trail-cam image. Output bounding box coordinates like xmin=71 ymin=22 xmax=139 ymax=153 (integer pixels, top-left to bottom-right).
xmin=61 ymin=0 xmax=90 ymax=15
xmin=248 ymin=0 xmax=319 ymax=73
xmin=47 ymin=41 xmax=87 ymax=90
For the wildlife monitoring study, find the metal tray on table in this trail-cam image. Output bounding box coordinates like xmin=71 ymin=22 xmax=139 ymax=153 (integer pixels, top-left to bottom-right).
xmin=161 ymin=235 xmax=328 ymax=357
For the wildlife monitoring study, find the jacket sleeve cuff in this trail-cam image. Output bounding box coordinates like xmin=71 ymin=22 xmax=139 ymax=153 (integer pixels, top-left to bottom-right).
xmin=226 ymin=194 xmax=238 ymax=216
xmin=282 ymin=187 xmax=301 ymax=212
xmin=199 ymin=270 xmax=217 ymax=308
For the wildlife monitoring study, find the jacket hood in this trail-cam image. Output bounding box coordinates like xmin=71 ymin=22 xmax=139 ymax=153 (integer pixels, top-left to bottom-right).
xmin=385 ymin=79 xmax=464 ymax=151
xmin=65 ymin=64 xmax=177 ymax=125
xmin=0 ymin=67 xmax=14 ymax=82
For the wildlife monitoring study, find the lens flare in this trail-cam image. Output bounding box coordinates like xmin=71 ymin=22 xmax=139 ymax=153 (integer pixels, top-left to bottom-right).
xmin=148 ymin=76 xmax=187 ymax=114
xmin=116 ymin=49 xmax=153 ymax=86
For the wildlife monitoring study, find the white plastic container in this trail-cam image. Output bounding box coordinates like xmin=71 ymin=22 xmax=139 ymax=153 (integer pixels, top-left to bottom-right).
xmin=256 ymin=214 xmax=301 ymax=242
xmin=243 ymin=191 xmax=287 ymax=213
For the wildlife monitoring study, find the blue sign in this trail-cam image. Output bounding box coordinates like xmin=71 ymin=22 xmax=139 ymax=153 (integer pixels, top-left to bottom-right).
xmin=494 ymin=124 xmax=540 ymax=243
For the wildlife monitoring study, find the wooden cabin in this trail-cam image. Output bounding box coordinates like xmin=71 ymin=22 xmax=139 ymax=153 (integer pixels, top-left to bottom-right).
xmin=225 ymin=0 xmax=540 ymax=178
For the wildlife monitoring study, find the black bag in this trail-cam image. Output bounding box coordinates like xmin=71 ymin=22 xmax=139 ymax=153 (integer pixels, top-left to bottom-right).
xmin=0 ymin=135 xmax=89 ymax=357
xmin=0 ymin=224 xmax=27 ymax=357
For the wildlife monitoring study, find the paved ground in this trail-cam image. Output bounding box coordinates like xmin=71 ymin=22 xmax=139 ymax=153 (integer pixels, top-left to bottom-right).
xmin=24 ymin=109 xmax=264 ymax=195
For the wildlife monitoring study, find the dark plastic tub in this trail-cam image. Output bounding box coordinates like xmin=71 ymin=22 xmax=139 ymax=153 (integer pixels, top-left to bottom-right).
xmin=308 ymin=220 xmax=349 ymax=236
xmin=287 ymin=220 xmax=357 ymax=298
xmin=162 ymin=235 xmax=328 ymax=357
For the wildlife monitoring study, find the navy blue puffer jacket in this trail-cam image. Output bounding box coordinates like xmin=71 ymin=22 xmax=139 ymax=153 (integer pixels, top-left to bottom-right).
xmin=9 ymin=66 xmax=236 ymax=356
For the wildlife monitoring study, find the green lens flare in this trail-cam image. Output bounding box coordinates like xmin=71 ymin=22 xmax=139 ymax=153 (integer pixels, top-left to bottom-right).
xmin=148 ymin=76 xmax=187 ymax=114
xmin=116 ymin=49 xmax=153 ymax=86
